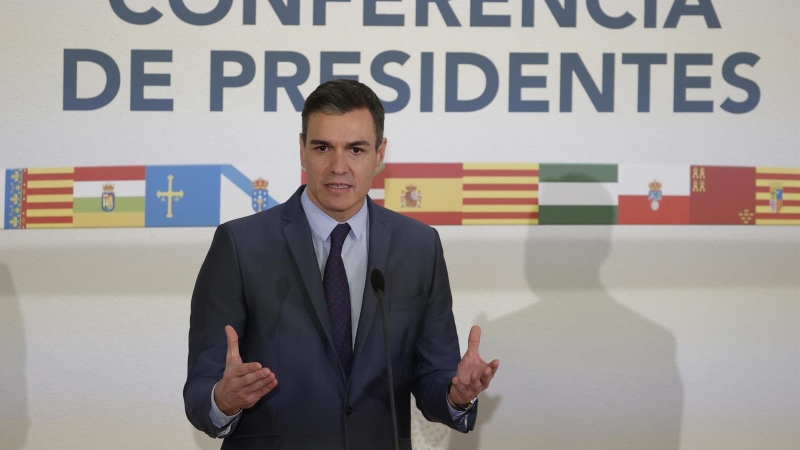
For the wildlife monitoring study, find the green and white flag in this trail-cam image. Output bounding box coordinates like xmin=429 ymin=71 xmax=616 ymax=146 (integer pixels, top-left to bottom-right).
xmin=538 ymin=164 xmax=618 ymax=224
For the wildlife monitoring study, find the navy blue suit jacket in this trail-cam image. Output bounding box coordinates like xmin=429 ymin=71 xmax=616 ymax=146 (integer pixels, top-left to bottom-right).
xmin=184 ymin=186 xmax=477 ymax=450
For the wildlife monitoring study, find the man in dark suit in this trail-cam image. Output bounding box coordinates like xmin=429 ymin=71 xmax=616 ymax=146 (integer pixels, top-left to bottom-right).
xmin=184 ymin=79 xmax=499 ymax=450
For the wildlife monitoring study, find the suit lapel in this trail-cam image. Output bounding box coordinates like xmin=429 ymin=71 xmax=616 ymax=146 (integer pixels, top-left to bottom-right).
xmin=281 ymin=188 xmax=337 ymax=360
xmin=353 ymin=198 xmax=392 ymax=366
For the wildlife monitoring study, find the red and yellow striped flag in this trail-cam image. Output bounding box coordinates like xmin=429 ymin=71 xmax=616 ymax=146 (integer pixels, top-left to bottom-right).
xmin=462 ymin=163 xmax=539 ymax=225
xmin=21 ymin=167 xmax=75 ymax=229
xmin=755 ymin=167 xmax=800 ymax=225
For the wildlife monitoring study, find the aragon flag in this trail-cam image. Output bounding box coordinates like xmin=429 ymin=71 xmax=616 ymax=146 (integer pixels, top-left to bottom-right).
xmin=755 ymin=167 xmax=800 ymax=225
xmin=689 ymin=166 xmax=757 ymax=225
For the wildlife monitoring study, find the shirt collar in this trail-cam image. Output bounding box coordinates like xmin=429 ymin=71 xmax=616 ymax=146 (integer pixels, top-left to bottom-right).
xmin=301 ymin=187 xmax=368 ymax=242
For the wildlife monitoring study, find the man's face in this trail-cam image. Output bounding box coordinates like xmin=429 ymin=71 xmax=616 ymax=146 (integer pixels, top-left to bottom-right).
xmin=300 ymin=108 xmax=386 ymax=222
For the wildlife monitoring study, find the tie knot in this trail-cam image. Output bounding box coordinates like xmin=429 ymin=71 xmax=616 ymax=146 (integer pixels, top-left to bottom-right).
xmin=329 ymin=223 xmax=351 ymax=252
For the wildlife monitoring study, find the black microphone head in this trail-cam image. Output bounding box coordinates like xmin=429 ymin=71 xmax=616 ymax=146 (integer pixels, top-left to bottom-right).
xmin=370 ymin=269 xmax=385 ymax=293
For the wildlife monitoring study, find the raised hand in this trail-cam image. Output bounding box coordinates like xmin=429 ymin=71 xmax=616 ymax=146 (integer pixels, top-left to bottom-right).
xmin=449 ymin=325 xmax=499 ymax=407
xmin=214 ymin=325 xmax=278 ymax=416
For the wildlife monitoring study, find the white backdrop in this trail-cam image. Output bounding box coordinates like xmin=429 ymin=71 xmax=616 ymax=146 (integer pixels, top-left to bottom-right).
xmin=1 ymin=1 xmax=798 ymax=449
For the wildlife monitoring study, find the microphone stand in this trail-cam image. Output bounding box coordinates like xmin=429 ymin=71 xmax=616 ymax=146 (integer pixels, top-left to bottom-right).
xmin=373 ymin=269 xmax=400 ymax=450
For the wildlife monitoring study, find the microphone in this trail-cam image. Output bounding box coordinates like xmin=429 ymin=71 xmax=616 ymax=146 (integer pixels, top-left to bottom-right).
xmin=370 ymin=269 xmax=399 ymax=450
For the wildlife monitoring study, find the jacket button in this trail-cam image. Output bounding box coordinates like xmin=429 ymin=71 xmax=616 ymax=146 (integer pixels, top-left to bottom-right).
xmin=345 ymin=406 xmax=353 ymax=416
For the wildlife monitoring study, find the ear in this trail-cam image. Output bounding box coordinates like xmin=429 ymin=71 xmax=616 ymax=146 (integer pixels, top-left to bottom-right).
xmin=299 ymin=133 xmax=306 ymax=170
xmin=375 ymin=138 xmax=387 ymax=171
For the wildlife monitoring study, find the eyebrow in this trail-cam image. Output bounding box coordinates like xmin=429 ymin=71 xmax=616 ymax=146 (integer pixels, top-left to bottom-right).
xmin=309 ymin=139 xmax=373 ymax=148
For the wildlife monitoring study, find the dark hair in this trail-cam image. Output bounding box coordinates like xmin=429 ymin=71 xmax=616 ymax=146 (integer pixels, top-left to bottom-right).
xmin=301 ymin=79 xmax=385 ymax=147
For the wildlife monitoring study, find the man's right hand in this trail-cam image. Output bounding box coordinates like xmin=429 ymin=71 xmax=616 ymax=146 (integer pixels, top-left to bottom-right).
xmin=214 ymin=325 xmax=278 ymax=416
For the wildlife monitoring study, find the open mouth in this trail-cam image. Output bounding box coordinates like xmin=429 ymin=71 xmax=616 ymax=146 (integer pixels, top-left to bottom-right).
xmin=325 ymin=183 xmax=352 ymax=190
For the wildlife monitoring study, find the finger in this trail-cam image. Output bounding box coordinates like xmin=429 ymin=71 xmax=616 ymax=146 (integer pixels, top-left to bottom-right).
xmin=467 ymin=325 xmax=481 ymax=355
xmin=479 ymin=366 xmax=494 ymax=390
xmin=255 ymin=378 xmax=279 ymax=398
xmin=239 ymin=368 xmax=272 ymax=387
xmin=229 ymin=361 xmax=263 ymax=378
xmin=469 ymin=370 xmax=482 ymax=392
xmin=489 ymin=359 xmax=500 ymax=374
xmin=225 ymin=325 xmax=241 ymax=366
xmin=243 ymin=372 xmax=276 ymax=394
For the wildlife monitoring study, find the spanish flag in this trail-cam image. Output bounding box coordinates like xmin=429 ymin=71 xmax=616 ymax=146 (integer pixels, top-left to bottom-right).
xmin=381 ymin=164 xmax=463 ymax=225
xmin=755 ymin=167 xmax=800 ymax=225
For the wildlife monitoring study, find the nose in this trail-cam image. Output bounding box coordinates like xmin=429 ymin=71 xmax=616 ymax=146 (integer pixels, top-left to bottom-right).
xmin=329 ymin=148 xmax=348 ymax=175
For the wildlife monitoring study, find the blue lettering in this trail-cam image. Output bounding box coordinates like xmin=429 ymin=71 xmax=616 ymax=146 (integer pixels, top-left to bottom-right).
xmin=265 ymin=51 xmax=310 ymax=112
xmin=664 ymin=0 xmax=721 ymax=28
xmin=471 ymin=0 xmax=511 ymax=27
xmin=674 ymin=53 xmax=713 ymax=113
xmin=560 ymin=53 xmax=615 ymax=112
xmin=364 ymin=0 xmax=404 ymax=26
xmin=445 ymin=53 xmax=499 ymax=112
xmin=131 ymin=50 xmax=173 ymax=111
xmin=622 ymin=53 xmax=667 ymax=112
xmin=210 ymin=51 xmax=256 ymax=112
xmin=370 ymin=51 xmax=411 ymax=113
xmin=721 ymin=52 xmax=761 ymax=114
xmin=509 ymin=53 xmax=549 ymax=112
xmin=63 ymin=49 xmax=120 ymax=111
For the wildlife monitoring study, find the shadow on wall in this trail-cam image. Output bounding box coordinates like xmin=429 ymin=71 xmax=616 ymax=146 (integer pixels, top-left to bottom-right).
xmin=0 ymin=262 xmax=30 ymax=450
xmin=450 ymin=174 xmax=685 ymax=450
xmin=450 ymin=225 xmax=685 ymax=450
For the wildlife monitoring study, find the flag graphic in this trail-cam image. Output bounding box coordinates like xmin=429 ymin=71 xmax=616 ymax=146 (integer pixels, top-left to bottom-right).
xmin=755 ymin=167 xmax=800 ymax=225
xmin=618 ymin=164 xmax=691 ymax=224
xmin=461 ymin=163 xmax=539 ymax=225
xmin=538 ymin=164 xmax=618 ymax=225
xmin=368 ymin=164 xmax=387 ymax=206
xmin=381 ymin=164 xmax=463 ymax=225
xmin=72 ymin=166 xmax=146 ymax=228
xmin=145 ymin=165 xmax=221 ymax=227
xmin=220 ymin=165 xmax=279 ymax=224
xmin=10 ymin=167 xmax=76 ymax=229
xmin=1 ymin=169 xmax=7 ymax=228
xmin=5 ymin=162 xmax=799 ymax=230
xmin=689 ymin=166 xmax=756 ymax=225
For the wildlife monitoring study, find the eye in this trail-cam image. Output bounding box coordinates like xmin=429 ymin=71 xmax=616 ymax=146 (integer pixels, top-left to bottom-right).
xmin=351 ymin=147 xmax=364 ymax=154
xmin=315 ymin=145 xmax=328 ymax=152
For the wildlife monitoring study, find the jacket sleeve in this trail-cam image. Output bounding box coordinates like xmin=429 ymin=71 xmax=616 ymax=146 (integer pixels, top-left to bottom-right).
xmin=184 ymin=224 xmax=248 ymax=438
xmin=411 ymin=229 xmax=478 ymax=431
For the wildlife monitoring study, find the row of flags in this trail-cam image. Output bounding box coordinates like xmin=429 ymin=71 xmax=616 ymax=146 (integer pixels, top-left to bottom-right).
xmin=3 ymin=165 xmax=278 ymax=229
xmin=306 ymin=163 xmax=800 ymax=226
xmin=4 ymin=163 xmax=797 ymax=229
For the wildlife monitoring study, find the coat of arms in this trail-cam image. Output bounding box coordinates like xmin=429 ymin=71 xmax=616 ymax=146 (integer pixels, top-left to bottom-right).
xmin=252 ymin=177 xmax=270 ymax=213
xmin=770 ymin=183 xmax=784 ymax=213
xmin=401 ymin=184 xmax=422 ymax=208
xmin=648 ymin=180 xmax=663 ymax=211
xmin=101 ymin=182 xmax=115 ymax=212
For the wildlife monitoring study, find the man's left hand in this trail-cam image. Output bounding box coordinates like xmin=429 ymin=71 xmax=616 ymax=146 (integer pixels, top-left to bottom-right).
xmin=449 ymin=325 xmax=500 ymax=407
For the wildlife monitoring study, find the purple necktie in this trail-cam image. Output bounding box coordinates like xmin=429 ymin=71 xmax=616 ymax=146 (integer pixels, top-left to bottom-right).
xmin=323 ymin=223 xmax=353 ymax=378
